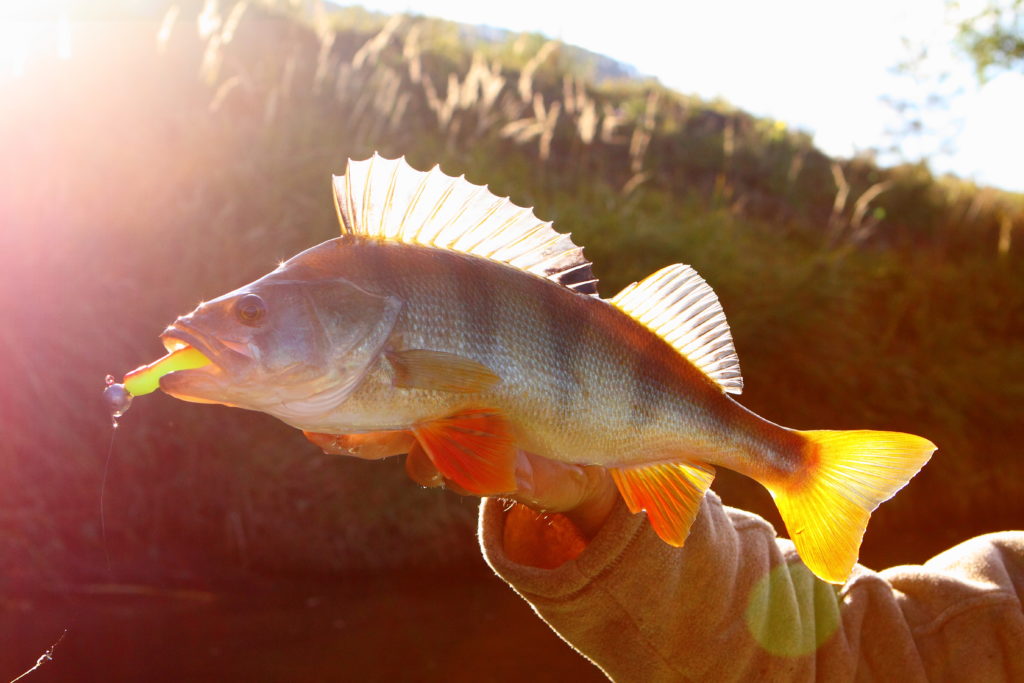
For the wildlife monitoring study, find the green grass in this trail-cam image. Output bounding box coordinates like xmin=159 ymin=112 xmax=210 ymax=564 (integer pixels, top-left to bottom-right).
xmin=0 ymin=2 xmax=1021 ymax=589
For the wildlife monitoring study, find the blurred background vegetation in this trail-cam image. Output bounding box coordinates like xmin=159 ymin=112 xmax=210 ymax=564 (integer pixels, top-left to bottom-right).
xmin=0 ymin=0 xmax=1021 ymax=678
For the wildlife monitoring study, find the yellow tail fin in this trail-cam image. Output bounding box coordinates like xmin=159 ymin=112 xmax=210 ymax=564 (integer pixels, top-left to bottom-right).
xmin=770 ymin=430 xmax=936 ymax=584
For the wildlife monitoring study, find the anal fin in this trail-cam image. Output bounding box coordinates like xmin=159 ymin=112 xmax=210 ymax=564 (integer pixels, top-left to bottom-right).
xmin=610 ymin=461 xmax=716 ymax=546
xmin=411 ymin=408 xmax=517 ymax=495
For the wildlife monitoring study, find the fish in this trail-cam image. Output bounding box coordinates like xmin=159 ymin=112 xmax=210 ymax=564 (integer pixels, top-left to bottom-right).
xmin=116 ymin=154 xmax=935 ymax=584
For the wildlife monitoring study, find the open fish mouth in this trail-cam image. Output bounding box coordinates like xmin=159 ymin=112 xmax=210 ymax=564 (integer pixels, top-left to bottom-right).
xmin=159 ymin=320 xmax=252 ymax=371
xmin=155 ymin=322 xmax=249 ymax=403
xmin=161 ymin=324 xmax=216 ymax=360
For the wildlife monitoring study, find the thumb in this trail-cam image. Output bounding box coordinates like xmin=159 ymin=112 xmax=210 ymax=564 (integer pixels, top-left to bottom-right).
xmin=404 ymin=443 xmax=445 ymax=488
xmin=403 ymin=442 xmax=477 ymax=496
xmin=513 ymin=451 xmax=609 ymax=513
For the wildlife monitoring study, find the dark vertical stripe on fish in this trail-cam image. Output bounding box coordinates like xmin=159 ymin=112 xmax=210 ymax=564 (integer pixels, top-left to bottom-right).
xmin=577 ymin=302 xmax=610 ymax=408
xmin=561 ymin=293 xmax=591 ymax=398
xmin=453 ymin=252 xmax=497 ymax=359
xmin=536 ymin=277 xmax=583 ymax=416
xmin=356 ymin=240 xmax=389 ymax=291
xmin=628 ymin=338 xmax=658 ymax=432
xmin=401 ymin=244 xmax=456 ymax=338
xmin=477 ymin=261 xmax=501 ymax=364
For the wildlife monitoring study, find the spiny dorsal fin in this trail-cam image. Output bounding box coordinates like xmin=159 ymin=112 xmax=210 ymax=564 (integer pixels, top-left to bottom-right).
xmin=333 ymin=154 xmax=598 ymax=295
xmin=610 ymin=264 xmax=743 ymax=394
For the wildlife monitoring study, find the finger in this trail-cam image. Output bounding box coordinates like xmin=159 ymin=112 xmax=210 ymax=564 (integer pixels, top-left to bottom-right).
xmin=512 ymin=452 xmax=618 ymax=538
xmin=404 ymin=444 xmax=480 ymax=496
xmin=513 ymin=451 xmax=596 ymax=512
xmin=404 ymin=443 xmax=445 ymax=487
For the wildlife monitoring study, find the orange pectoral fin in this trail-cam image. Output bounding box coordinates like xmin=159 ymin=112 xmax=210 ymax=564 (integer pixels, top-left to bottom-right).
xmin=610 ymin=460 xmax=716 ymax=546
xmin=411 ymin=408 xmax=517 ymax=495
xmin=303 ymin=430 xmax=415 ymax=460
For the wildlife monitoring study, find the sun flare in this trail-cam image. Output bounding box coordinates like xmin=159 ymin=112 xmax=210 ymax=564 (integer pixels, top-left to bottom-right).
xmin=0 ymin=6 xmax=72 ymax=81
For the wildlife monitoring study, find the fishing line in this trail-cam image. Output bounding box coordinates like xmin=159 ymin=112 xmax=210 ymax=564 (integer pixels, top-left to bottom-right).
xmin=8 ymin=628 xmax=68 ymax=683
xmin=100 ymin=374 xmax=132 ymax=578
xmin=100 ymin=419 xmax=118 ymax=578
xmin=13 ymin=388 xmax=124 ymax=680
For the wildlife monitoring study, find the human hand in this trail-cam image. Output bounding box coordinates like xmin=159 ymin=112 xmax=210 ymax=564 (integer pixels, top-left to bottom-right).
xmin=304 ymin=429 xmax=619 ymax=564
xmin=405 ymin=445 xmax=618 ymax=541
xmin=305 ymin=429 xmax=617 ymax=536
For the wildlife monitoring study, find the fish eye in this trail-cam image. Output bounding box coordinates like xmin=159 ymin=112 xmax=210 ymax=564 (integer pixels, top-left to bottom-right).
xmin=235 ymin=293 xmax=267 ymax=326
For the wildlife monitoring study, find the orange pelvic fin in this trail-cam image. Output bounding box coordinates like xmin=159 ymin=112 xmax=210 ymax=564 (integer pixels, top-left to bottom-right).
xmin=411 ymin=408 xmax=517 ymax=495
xmin=769 ymin=429 xmax=936 ymax=584
xmin=387 ymin=349 xmax=501 ymax=393
xmin=610 ymin=461 xmax=716 ymax=546
xmin=303 ymin=430 xmax=415 ymax=460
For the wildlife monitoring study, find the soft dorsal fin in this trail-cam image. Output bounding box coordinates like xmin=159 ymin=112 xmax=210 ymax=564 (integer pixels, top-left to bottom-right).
xmin=333 ymin=154 xmax=598 ymax=295
xmin=610 ymin=264 xmax=743 ymax=394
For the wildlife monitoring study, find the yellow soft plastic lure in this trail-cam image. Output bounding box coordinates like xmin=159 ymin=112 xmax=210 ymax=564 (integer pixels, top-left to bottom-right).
xmin=123 ymin=346 xmax=211 ymax=396
xmin=103 ymin=346 xmax=211 ymax=417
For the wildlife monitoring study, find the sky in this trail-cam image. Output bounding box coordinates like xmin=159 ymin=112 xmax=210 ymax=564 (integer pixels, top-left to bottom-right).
xmin=342 ymin=0 xmax=1024 ymax=193
xmin=0 ymin=1 xmax=1019 ymax=191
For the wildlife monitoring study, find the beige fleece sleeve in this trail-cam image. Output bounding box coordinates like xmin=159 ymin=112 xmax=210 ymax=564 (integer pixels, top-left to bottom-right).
xmin=478 ymin=491 xmax=1024 ymax=681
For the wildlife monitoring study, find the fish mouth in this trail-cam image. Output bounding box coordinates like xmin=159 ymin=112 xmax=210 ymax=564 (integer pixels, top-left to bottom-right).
xmin=157 ymin=322 xmax=249 ymax=403
xmin=161 ymin=320 xmax=253 ymax=366
xmin=162 ymin=324 xmax=216 ymax=363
